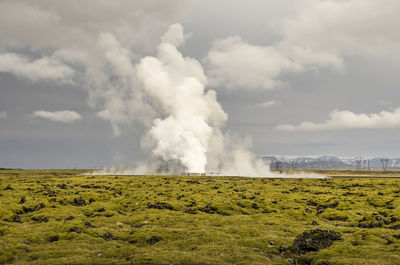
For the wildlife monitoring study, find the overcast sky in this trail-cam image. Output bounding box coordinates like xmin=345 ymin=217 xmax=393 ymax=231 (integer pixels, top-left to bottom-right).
xmin=1 ymin=0 xmax=400 ymax=169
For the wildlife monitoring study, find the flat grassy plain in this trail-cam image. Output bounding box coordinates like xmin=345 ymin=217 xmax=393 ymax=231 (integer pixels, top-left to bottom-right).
xmin=1 ymin=170 xmax=400 ymax=265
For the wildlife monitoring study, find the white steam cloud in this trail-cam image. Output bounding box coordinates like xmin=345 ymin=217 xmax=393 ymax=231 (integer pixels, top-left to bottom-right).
xmin=88 ymin=23 xmax=272 ymax=175
xmin=276 ymin=108 xmax=400 ymax=131
xmin=136 ymin=24 xmax=227 ymax=173
xmin=32 ymin=110 xmax=82 ymax=123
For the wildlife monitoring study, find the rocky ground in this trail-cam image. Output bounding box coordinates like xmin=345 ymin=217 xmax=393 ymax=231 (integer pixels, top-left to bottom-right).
xmin=0 ymin=169 xmax=400 ymax=264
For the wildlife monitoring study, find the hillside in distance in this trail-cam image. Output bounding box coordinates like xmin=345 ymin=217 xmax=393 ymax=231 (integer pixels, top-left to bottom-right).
xmin=261 ymin=155 xmax=400 ymax=171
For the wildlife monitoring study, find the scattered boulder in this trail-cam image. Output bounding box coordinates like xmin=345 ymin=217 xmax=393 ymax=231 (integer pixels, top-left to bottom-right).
xmin=388 ymin=224 xmax=400 ymax=230
xmin=31 ymin=216 xmax=48 ymax=223
xmin=56 ymin=183 xmax=67 ymax=189
xmin=147 ymin=235 xmax=162 ymax=245
xmin=358 ymin=214 xmax=385 ymax=228
xmin=4 ymin=185 xmax=14 ymax=190
xmin=69 ymin=226 xmax=82 ymax=234
xmin=17 ymin=203 xmax=45 ymax=214
xmin=48 ymin=235 xmax=59 ymax=242
xmin=186 ymin=201 xmax=196 ymax=207
xmin=236 ymin=202 xmax=245 ymax=208
xmin=317 ymin=202 xmax=339 ymax=215
xmin=84 ymin=221 xmax=96 ymax=228
xmin=65 ymin=216 xmax=75 ymax=221
xmin=96 ymin=207 xmax=106 ymax=212
xmin=290 ymin=229 xmax=342 ymax=255
xmin=198 ymin=204 xmax=229 ymax=216
xmin=12 ymin=214 xmax=22 ymax=223
xmin=184 ymin=208 xmax=197 ymax=214
xmin=18 ymin=196 xmax=26 ymax=204
xmin=89 ymin=198 xmax=95 ymax=204
xmin=147 ymin=202 xmax=174 ymax=210
xmin=307 ymin=200 xmax=318 ymax=207
xmin=101 ymin=232 xmax=115 ymax=241
xmin=72 ymin=197 xmax=86 ymax=206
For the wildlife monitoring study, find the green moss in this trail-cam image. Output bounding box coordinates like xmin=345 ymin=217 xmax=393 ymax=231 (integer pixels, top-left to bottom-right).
xmin=0 ymin=170 xmax=399 ymax=264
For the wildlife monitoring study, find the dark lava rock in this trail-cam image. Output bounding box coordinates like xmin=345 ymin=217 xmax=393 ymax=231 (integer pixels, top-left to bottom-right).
xmin=184 ymin=208 xmax=197 ymax=214
xmin=72 ymin=197 xmax=86 ymax=206
xmin=290 ymin=229 xmax=342 ymax=255
xmin=147 ymin=202 xmax=174 ymax=210
xmin=236 ymin=202 xmax=245 ymax=208
xmin=18 ymin=196 xmax=26 ymax=204
xmin=33 ymin=203 xmax=46 ymax=211
xmin=251 ymin=203 xmax=259 ymax=209
xmin=101 ymin=232 xmax=115 ymax=241
xmin=186 ymin=201 xmax=197 ymax=207
xmin=147 ymin=235 xmax=162 ymax=245
xmin=198 ymin=204 xmax=230 ymax=216
xmin=358 ymin=215 xmax=385 ymax=228
xmin=388 ymin=224 xmax=400 ymax=230
xmin=69 ymin=226 xmax=82 ymax=234
xmin=31 ymin=216 xmax=48 ymax=223
xmin=84 ymin=221 xmax=96 ymax=228
xmin=17 ymin=203 xmax=46 ymax=214
xmin=317 ymin=202 xmax=339 ymax=215
xmin=12 ymin=214 xmax=22 ymax=223
xmin=262 ymin=209 xmax=276 ymax=213
xmin=4 ymin=185 xmax=14 ymax=190
xmin=89 ymin=198 xmax=95 ymax=204
xmin=48 ymin=235 xmax=59 ymax=242
xmin=65 ymin=216 xmax=75 ymax=221
xmin=307 ymin=200 xmax=318 ymax=206
xmin=56 ymin=183 xmax=67 ymax=189
xmin=96 ymin=207 xmax=105 ymax=212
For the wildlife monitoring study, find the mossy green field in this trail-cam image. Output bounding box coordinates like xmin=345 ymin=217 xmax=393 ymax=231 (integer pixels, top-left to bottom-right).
xmin=1 ymin=170 xmax=400 ymax=264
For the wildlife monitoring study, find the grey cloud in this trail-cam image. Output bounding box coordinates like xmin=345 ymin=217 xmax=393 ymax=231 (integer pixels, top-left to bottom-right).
xmin=276 ymin=107 xmax=400 ymax=131
xmin=206 ymin=0 xmax=400 ymax=90
xmin=0 ymin=53 xmax=74 ymax=81
xmin=0 ymin=111 xmax=7 ymax=119
xmin=31 ymin=110 xmax=82 ymax=123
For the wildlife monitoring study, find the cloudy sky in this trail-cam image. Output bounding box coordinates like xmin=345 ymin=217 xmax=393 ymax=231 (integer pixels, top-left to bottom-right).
xmin=1 ymin=0 xmax=400 ymax=169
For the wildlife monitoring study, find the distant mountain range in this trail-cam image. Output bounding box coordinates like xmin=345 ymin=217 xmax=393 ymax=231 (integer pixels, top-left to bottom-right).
xmin=260 ymin=155 xmax=400 ymax=170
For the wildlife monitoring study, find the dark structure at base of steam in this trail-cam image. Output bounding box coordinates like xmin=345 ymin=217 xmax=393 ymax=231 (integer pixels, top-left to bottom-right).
xmin=180 ymin=173 xmax=206 ymax=176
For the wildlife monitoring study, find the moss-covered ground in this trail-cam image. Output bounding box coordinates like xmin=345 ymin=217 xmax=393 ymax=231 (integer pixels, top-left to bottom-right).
xmin=1 ymin=169 xmax=400 ymax=264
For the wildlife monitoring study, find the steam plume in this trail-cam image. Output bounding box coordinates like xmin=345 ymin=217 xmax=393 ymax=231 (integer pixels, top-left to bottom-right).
xmin=95 ymin=23 xmax=271 ymax=176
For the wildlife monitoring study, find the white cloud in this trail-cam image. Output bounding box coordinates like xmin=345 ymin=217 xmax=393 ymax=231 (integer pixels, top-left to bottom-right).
xmin=0 ymin=0 xmax=183 ymax=50
xmin=0 ymin=111 xmax=7 ymax=119
xmin=32 ymin=110 xmax=82 ymax=123
xmin=256 ymin=100 xmax=280 ymax=108
xmin=276 ymin=108 xmax=400 ymax=131
xmin=206 ymin=0 xmax=400 ymax=90
xmin=0 ymin=1 xmax=182 ymax=84
xmin=0 ymin=53 xmax=74 ymax=81
xmin=207 ymin=36 xmax=301 ymax=90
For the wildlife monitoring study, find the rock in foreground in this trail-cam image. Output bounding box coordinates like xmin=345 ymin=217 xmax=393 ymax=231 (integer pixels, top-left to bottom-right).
xmin=291 ymin=229 xmax=342 ymax=255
